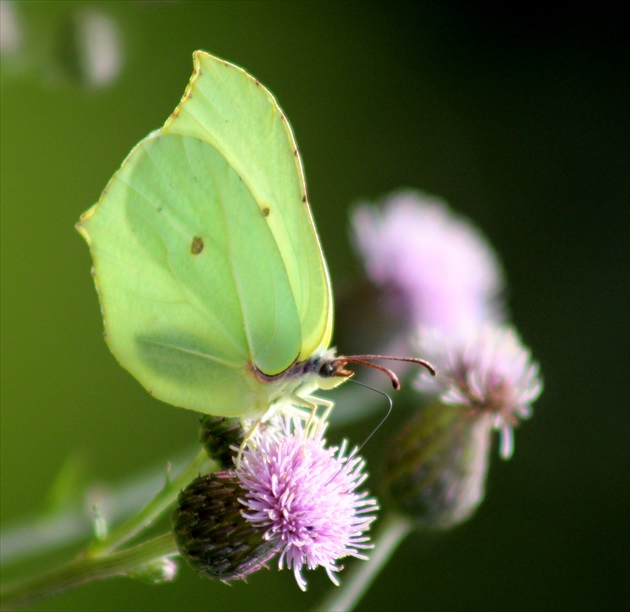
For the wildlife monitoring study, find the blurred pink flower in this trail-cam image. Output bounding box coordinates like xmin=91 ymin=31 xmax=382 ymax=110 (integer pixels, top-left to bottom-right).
xmin=352 ymin=191 xmax=504 ymax=336
xmin=416 ymin=325 xmax=542 ymax=459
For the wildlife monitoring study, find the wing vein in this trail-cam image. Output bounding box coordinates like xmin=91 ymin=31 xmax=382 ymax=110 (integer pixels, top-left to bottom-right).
xmin=138 ymin=338 xmax=241 ymax=368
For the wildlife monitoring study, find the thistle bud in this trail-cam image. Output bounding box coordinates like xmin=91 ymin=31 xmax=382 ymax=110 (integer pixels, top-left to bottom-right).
xmin=199 ymin=416 xmax=244 ymax=469
xmin=383 ymin=402 xmax=491 ymax=529
xmin=172 ymin=472 xmax=278 ymax=582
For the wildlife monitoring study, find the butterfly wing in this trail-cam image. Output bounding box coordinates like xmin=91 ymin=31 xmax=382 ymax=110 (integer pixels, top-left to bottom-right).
xmin=77 ymin=52 xmax=333 ymax=417
xmin=164 ymin=52 xmax=333 ymax=362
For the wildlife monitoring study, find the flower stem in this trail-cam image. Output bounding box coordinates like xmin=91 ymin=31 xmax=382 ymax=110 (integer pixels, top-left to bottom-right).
xmin=89 ymin=448 xmax=209 ymax=555
xmin=0 ymin=448 xmax=211 ymax=610
xmin=0 ymin=532 xmax=178 ymax=611
xmin=316 ymin=512 xmax=413 ymax=612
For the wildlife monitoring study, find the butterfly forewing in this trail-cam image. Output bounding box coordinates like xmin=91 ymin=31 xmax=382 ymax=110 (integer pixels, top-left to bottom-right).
xmin=163 ymin=52 xmax=333 ymax=362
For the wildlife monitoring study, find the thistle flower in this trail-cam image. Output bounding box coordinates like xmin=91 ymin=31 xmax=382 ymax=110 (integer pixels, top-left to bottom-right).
xmin=351 ymin=191 xmax=504 ymax=335
xmin=174 ymin=418 xmax=378 ymax=590
xmin=416 ymin=325 xmax=543 ymax=459
xmin=237 ymin=418 xmax=379 ymax=591
xmin=172 ymin=471 xmax=278 ymax=582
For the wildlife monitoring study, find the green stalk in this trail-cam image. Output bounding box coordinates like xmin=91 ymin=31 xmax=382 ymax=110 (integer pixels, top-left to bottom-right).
xmin=1 ymin=449 xmax=211 ymax=610
xmin=89 ymin=448 xmax=209 ymax=555
xmin=315 ymin=512 xmax=413 ymax=612
xmin=0 ymin=533 xmax=178 ymax=610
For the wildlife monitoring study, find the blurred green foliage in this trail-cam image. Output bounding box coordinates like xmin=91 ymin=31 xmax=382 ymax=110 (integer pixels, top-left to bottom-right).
xmin=1 ymin=2 xmax=628 ymax=610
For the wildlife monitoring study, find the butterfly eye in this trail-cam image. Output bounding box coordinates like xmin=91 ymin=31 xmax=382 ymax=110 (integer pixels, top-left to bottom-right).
xmin=318 ymin=362 xmax=335 ymax=378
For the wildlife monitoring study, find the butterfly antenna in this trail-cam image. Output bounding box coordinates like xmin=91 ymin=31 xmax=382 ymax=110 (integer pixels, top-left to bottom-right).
xmin=346 ymin=378 xmax=393 ymax=454
xmin=341 ymin=357 xmax=401 ymax=389
xmin=336 ymin=354 xmax=436 ymax=389
xmin=324 ymin=379 xmax=393 ymax=486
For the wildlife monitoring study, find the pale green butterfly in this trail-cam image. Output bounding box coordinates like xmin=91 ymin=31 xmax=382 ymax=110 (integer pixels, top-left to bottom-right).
xmin=77 ymin=51 xmax=433 ymax=423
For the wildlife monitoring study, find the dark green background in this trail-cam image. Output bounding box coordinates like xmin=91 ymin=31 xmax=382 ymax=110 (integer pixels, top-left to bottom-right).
xmin=2 ymin=2 xmax=628 ymax=610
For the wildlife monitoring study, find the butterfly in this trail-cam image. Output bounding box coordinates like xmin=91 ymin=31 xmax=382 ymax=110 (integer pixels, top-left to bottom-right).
xmin=77 ymin=51 xmax=433 ymax=423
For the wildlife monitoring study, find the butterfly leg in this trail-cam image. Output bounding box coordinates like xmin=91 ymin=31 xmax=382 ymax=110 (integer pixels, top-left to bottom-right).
xmin=285 ymin=394 xmax=334 ymax=439
xmin=235 ymin=420 xmax=261 ymax=467
xmin=235 ymin=395 xmax=335 ymax=465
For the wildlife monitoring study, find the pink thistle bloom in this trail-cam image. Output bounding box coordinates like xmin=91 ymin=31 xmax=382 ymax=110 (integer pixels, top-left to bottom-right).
xmin=236 ymin=419 xmax=378 ymax=591
xmin=416 ymin=325 xmax=543 ymax=460
xmin=352 ymin=191 xmax=504 ymax=336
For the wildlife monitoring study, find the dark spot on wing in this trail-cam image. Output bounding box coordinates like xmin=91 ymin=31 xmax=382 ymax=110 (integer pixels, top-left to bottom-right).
xmin=261 ymin=206 xmax=270 ymax=217
xmin=302 ymin=194 xmax=307 ymax=203
xmin=191 ymin=236 xmax=204 ymax=254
